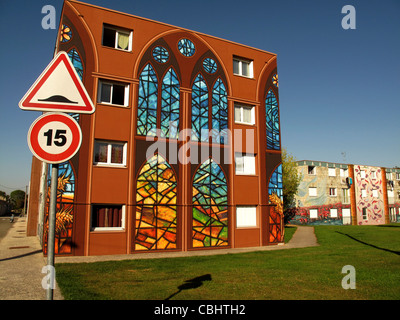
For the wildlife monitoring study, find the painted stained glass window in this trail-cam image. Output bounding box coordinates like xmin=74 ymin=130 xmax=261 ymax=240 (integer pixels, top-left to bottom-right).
xmin=135 ymin=154 xmax=177 ymax=250
xmin=161 ymin=68 xmax=180 ymax=139
xmin=203 ymin=58 xmax=217 ymax=74
xmin=67 ymin=49 xmax=83 ymax=80
xmin=211 ymin=78 xmax=228 ymax=144
xmin=44 ymin=161 xmax=75 ymax=255
xmin=272 ymin=74 xmax=278 ymax=87
xmin=269 ymin=164 xmax=283 ymax=201
xmin=192 ymin=74 xmax=209 ymax=142
xmin=178 ymin=38 xmax=195 ymax=57
xmin=265 ymin=89 xmax=280 ymax=150
xmin=137 ymin=64 xmax=158 ymax=136
xmin=268 ymin=164 xmax=283 ymax=243
xmin=192 ymin=158 xmax=228 ymax=248
xmin=153 ymin=46 xmax=169 ymax=63
xmin=60 ymin=24 xmax=72 ymax=43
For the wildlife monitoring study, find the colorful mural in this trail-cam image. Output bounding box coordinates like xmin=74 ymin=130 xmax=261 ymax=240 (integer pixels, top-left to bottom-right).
xmin=268 ymin=164 xmax=284 ymax=242
xmin=265 ymin=89 xmax=280 ymax=150
xmin=135 ymin=154 xmax=177 ymax=250
xmin=354 ymin=166 xmax=385 ymax=225
xmin=290 ymin=203 xmax=351 ymax=225
xmin=43 ymin=162 xmax=75 ymax=255
xmin=192 ymin=158 xmax=228 ymax=248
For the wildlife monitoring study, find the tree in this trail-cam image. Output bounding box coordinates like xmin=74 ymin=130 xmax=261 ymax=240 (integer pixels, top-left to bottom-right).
xmin=10 ymin=190 xmax=26 ymax=212
xmin=281 ymin=149 xmax=301 ymax=223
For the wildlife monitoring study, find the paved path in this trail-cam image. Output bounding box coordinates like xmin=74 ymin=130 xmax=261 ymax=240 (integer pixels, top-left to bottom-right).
xmin=0 ymin=218 xmax=317 ymax=300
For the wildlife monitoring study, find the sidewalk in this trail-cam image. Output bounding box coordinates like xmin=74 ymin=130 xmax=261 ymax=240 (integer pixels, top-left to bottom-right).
xmin=0 ymin=218 xmax=318 ymax=300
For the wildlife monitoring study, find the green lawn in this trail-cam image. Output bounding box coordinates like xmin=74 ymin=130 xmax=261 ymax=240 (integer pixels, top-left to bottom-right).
xmin=55 ymin=224 xmax=400 ymax=300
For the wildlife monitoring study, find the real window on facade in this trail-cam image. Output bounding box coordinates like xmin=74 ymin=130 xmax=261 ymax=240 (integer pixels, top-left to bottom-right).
xmin=362 ymin=208 xmax=368 ymax=220
xmin=234 ymin=103 xmax=254 ymax=125
xmin=328 ymin=168 xmax=336 ymax=177
xmin=235 ymin=153 xmax=256 ymax=175
xmin=98 ymin=80 xmax=129 ymax=106
xmin=361 ymin=189 xmax=367 ymax=198
xmin=102 ymin=24 xmax=132 ymax=51
xmin=91 ymin=204 xmax=125 ymax=230
xmin=342 ymin=188 xmax=350 ymax=203
xmin=94 ymin=140 xmax=127 ymax=166
xmin=309 ymin=209 xmax=318 ymax=219
xmin=329 ymin=188 xmax=337 ymax=196
xmin=360 ymin=170 xmax=366 ymax=179
xmin=309 ymin=187 xmax=317 ymax=197
xmin=236 ymin=206 xmax=257 ymax=228
xmin=330 ymin=208 xmax=338 ymax=218
xmin=372 ymin=189 xmax=378 ymax=198
xmin=233 ymin=56 xmax=253 ymax=78
xmin=308 ymin=166 xmax=316 ymax=175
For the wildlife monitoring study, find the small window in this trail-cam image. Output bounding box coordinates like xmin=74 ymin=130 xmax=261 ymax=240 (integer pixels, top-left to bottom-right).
xmin=340 ymin=168 xmax=348 ymax=177
xmin=102 ymin=24 xmax=132 ymax=51
xmin=330 ymin=208 xmax=338 ymax=218
xmin=328 ymin=168 xmax=336 ymax=177
xmin=362 ymin=208 xmax=368 ymax=220
xmin=371 ymin=171 xmax=377 ymax=179
xmin=396 ymin=173 xmax=400 ymax=180
xmin=309 ymin=209 xmax=318 ymax=219
xmin=236 ymin=206 xmax=257 ymax=228
xmin=372 ymin=189 xmax=378 ymax=198
xmin=94 ymin=140 xmax=127 ymax=166
xmin=360 ymin=170 xmax=366 ymax=179
xmin=234 ymin=103 xmax=255 ymax=125
xmin=329 ymin=188 xmax=337 ymax=196
xmin=342 ymin=188 xmax=350 ymax=203
xmin=388 ymin=190 xmax=394 ymax=198
xmin=91 ymin=204 xmax=125 ymax=230
xmin=361 ymin=189 xmax=367 ymax=198
xmin=309 ymin=187 xmax=317 ymax=197
xmin=235 ymin=153 xmax=256 ymax=175
xmin=98 ymin=80 xmax=129 ymax=106
xmin=308 ymin=166 xmax=316 ymax=175
xmin=233 ymin=56 xmax=253 ymax=78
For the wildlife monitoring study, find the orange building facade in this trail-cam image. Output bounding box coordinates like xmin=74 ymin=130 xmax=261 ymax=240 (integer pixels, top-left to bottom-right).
xmin=27 ymin=0 xmax=284 ymax=256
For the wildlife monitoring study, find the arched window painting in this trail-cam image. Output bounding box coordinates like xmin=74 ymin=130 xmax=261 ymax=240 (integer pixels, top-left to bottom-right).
xmin=268 ymin=164 xmax=283 ymax=243
xmin=137 ymin=63 xmax=158 ymax=136
xmin=44 ymin=161 xmax=75 ymax=255
xmin=135 ymin=154 xmax=177 ymax=250
xmin=192 ymin=158 xmax=228 ymax=247
xmin=211 ymin=78 xmax=228 ymax=144
xmin=67 ymin=49 xmax=83 ymax=80
xmin=161 ymin=68 xmax=180 ymax=139
xmin=265 ymin=89 xmax=280 ymax=150
xmin=191 ymin=73 xmax=209 ymax=142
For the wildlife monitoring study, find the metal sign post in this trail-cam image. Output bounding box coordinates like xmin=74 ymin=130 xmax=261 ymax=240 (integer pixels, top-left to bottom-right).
xmin=46 ymin=163 xmax=59 ymax=300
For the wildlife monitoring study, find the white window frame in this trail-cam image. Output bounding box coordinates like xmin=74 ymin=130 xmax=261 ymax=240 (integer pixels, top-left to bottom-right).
xmin=371 ymin=171 xmax=377 ymax=179
xmin=91 ymin=204 xmax=126 ymax=231
xmin=362 ymin=208 xmax=368 ymax=220
xmin=329 ymin=188 xmax=337 ymax=197
xmin=340 ymin=168 xmax=348 ymax=177
xmin=102 ymin=24 xmax=133 ymax=51
xmin=236 ymin=206 xmax=258 ymax=228
xmin=330 ymin=208 xmax=338 ymax=218
xmin=98 ymin=79 xmax=130 ymax=107
xmin=361 ymin=189 xmax=367 ymax=198
xmin=309 ymin=209 xmax=318 ymax=219
xmin=360 ymin=170 xmax=366 ymax=179
xmin=94 ymin=140 xmax=127 ymax=167
xmin=342 ymin=188 xmax=350 ymax=204
xmin=328 ymin=168 xmax=336 ymax=177
xmin=309 ymin=187 xmax=317 ymax=197
xmin=372 ymin=189 xmax=379 ymax=198
xmin=233 ymin=56 xmax=254 ymax=78
xmin=396 ymin=172 xmax=400 ymax=180
xmin=388 ymin=190 xmax=394 ymax=198
xmin=234 ymin=103 xmax=255 ymax=125
xmin=235 ymin=153 xmax=256 ymax=175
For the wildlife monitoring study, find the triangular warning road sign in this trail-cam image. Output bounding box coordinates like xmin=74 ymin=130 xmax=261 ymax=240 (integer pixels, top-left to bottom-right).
xmin=19 ymin=51 xmax=95 ymax=114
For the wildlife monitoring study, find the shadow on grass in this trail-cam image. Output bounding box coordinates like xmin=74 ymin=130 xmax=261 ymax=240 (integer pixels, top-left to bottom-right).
xmin=336 ymin=231 xmax=400 ymax=256
xmin=165 ymin=274 xmax=212 ymax=300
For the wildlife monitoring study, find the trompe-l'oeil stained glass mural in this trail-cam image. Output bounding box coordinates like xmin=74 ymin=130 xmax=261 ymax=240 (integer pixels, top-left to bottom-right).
xmin=44 ymin=161 xmax=75 ymax=255
xmin=192 ymin=158 xmax=228 ymax=247
xmin=268 ymin=164 xmax=284 ymax=243
xmin=265 ymin=89 xmax=280 ymax=150
xmin=135 ymin=154 xmax=177 ymax=250
xmin=137 ymin=64 xmax=180 ymax=139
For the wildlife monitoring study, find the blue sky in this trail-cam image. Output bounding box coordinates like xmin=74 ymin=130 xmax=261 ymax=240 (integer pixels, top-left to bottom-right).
xmin=0 ymin=0 xmax=399 ymax=193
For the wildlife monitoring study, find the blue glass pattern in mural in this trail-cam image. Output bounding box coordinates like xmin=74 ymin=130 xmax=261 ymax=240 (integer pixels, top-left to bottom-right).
xmin=212 ymin=78 xmax=228 ymax=144
xmin=161 ymin=68 xmax=180 ymax=139
xmin=67 ymin=49 xmax=83 ymax=80
xmin=191 ymin=74 xmax=209 ymax=142
xmin=137 ymin=64 xmax=158 ymax=136
xmin=153 ymin=46 xmax=169 ymax=63
xmin=269 ymin=164 xmax=283 ymax=201
xmin=265 ymin=89 xmax=280 ymax=150
xmin=178 ymin=38 xmax=195 ymax=57
xmin=60 ymin=24 xmax=72 ymax=43
xmin=203 ymin=58 xmax=217 ymax=74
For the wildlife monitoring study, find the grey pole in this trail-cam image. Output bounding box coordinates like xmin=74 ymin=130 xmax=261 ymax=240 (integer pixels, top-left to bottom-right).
xmin=46 ymin=163 xmax=59 ymax=300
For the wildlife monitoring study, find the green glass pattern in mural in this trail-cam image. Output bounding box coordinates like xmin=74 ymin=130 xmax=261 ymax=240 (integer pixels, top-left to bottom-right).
xmin=266 ymin=89 xmax=280 ymax=150
xmin=211 ymin=78 xmax=228 ymax=144
xmin=192 ymin=158 xmax=228 ymax=248
xmin=136 ymin=154 xmax=177 ymax=250
xmin=191 ymin=73 xmax=209 ymax=142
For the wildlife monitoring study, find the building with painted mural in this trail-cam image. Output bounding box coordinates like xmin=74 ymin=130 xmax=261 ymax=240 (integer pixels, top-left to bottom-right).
xmin=291 ymin=160 xmax=400 ymax=225
xmin=26 ymin=0 xmax=284 ymax=256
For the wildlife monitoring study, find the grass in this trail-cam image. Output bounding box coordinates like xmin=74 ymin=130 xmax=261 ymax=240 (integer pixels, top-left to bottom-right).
xmin=55 ymin=224 xmax=400 ymax=300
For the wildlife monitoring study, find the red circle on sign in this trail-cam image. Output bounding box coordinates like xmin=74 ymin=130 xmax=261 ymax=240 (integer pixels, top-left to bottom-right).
xmin=28 ymin=113 xmax=82 ymax=164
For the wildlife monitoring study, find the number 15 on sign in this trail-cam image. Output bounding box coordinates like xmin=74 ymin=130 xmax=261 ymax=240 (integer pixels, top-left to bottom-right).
xmin=27 ymin=112 xmax=82 ymax=164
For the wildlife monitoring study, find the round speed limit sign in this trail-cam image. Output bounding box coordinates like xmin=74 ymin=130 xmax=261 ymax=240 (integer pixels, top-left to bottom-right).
xmin=27 ymin=112 xmax=82 ymax=164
